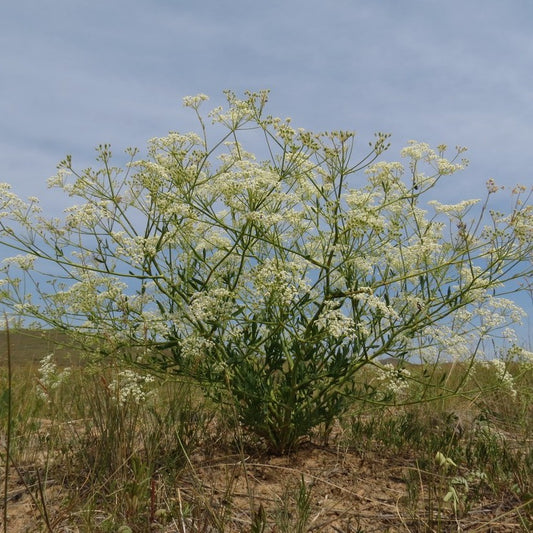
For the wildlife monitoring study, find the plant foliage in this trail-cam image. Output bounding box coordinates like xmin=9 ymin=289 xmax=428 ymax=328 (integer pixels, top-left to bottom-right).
xmin=1 ymin=90 xmax=531 ymax=452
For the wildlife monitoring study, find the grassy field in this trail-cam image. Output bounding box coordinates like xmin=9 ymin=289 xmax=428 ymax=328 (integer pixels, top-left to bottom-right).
xmin=1 ymin=330 xmax=532 ymax=532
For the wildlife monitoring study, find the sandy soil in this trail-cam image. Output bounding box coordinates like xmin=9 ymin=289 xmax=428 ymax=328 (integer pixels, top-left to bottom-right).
xmin=2 ymin=439 xmax=526 ymax=532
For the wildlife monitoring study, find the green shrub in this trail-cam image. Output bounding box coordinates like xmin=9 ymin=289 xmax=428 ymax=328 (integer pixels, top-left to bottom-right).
xmin=1 ymin=90 xmax=531 ymax=452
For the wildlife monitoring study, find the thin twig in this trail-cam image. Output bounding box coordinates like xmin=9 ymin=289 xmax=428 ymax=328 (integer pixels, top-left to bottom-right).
xmin=35 ymin=467 xmax=54 ymax=532
xmin=2 ymin=316 xmax=12 ymax=533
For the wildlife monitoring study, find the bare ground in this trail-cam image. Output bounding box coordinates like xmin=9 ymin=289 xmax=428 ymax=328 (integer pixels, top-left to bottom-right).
xmin=2 ymin=435 xmax=529 ymax=532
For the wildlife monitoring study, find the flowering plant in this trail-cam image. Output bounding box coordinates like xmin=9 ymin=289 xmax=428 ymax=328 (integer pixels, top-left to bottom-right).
xmin=1 ymin=91 xmax=531 ymax=452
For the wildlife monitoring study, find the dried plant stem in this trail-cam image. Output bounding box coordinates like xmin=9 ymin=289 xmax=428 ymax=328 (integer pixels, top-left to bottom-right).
xmin=2 ymin=316 xmax=12 ymax=533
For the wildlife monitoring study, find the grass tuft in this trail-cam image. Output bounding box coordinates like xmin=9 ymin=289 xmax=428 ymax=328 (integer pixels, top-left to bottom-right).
xmin=1 ymin=332 xmax=532 ymax=531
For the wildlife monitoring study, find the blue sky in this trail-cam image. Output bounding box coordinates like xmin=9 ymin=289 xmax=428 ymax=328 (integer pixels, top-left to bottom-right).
xmin=1 ymin=0 xmax=532 ymax=339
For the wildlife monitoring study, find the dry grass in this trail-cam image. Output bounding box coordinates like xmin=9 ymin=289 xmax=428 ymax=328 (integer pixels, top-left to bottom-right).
xmin=1 ymin=330 xmax=532 ymax=532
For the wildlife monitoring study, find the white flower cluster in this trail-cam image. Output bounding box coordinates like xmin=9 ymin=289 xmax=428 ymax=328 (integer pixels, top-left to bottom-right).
xmin=507 ymin=344 xmax=533 ymax=365
xmin=401 ymin=141 xmax=468 ymax=173
xmin=179 ymin=334 xmax=215 ymax=362
xmin=344 ymin=189 xmax=385 ymax=233
xmin=476 ymin=359 xmax=517 ymax=398
xmin=56 ymin=271 xmax=128 ymax=315
xmin=454 ymin=266 xmax=492 ymax=302
xmin=250 ymin=259 xmax=310 ymax=307
xmin=189 ymin=288 xmax=234 ymax=323
xmin=315 ymin=302 xmax=356 ymax=340
xmin=2 ymin=254 xmax=36 ymax=270
xmin=510 ymin=204 xmax=533 ymax=244
xmin=209 ymin=92 xmax=255 ymax=126
xmin=113 ymin=232 xmax=162 ymax=266
xmin=135 ymin=310 xmax=173 ymax=339
xmin=375 ymin=363 xmax=411 ymax=399
xmin=476 ymin=297 xmax=526 ymax=336
xmin=46 ymin=167 xmax=72 ymax=189
xmin=419 ymin=324 xmax=475 ymax=361
xmin=245 ymin=210 xmax=284 ymax=227
xmin=400 ymin=141 xmax=437 ymax=161
xmin=428 ymin=199 xmax=481 ymax=218
xmin=0 ymin=183 xmax=41 ymax=220
xmin=352 ymin=291 xmax=399 ymax=321
xmin=109 ymin=369 xmax=155 ymax=406
xmin=399 ymin=141 xmax=468 ymax=191
xmin=435 ymin=157 xmax=468 ymax=175
xmin=64 ymin=201 xmax=113 ymax=228
xmin=383 ymin=229 xmax=443 ymax=274
xmin=210 ymin=159 xmax=282 ymax=210
xmin=182 ymin=93 xmax=209 ymax=109
xmin=37 ymin=353 xmax=71 ymax=402
xmin=365 ymin=161 xmax=405 ymax=189
xmin=284 ymin=150 xmax=325 ymax=198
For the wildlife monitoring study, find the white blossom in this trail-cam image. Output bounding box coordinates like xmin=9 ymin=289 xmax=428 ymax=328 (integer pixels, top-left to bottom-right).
xmin=2 ymin=254 xmax=36 ymax=270
xmin=428 ymin=199 xmax=480 ymax=217
xmin=375 ymin=363 xmax=411 ymax=399
xmin=189 ymin=288 xmax=234 ymax=323
xmin=109 ymin=369 xmax=155 ymax=406
xmin=315 ymin=302 xmax=356 ymax=339
xmin=182 ymin=93 xmax=209 ymax=108
xmin=37 ymin=353 xmax=71 ymax=402
xmin=476 ymin=359 xmax=517 ymax=398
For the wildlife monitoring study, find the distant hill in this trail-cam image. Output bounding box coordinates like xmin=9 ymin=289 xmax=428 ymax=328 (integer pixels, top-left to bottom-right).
xmin=0 ymin=329 xmax=81 ymax=366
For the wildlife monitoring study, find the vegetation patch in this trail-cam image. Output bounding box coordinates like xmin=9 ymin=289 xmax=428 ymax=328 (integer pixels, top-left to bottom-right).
xmin=0 ymin=90 xmax=531 ymax=530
